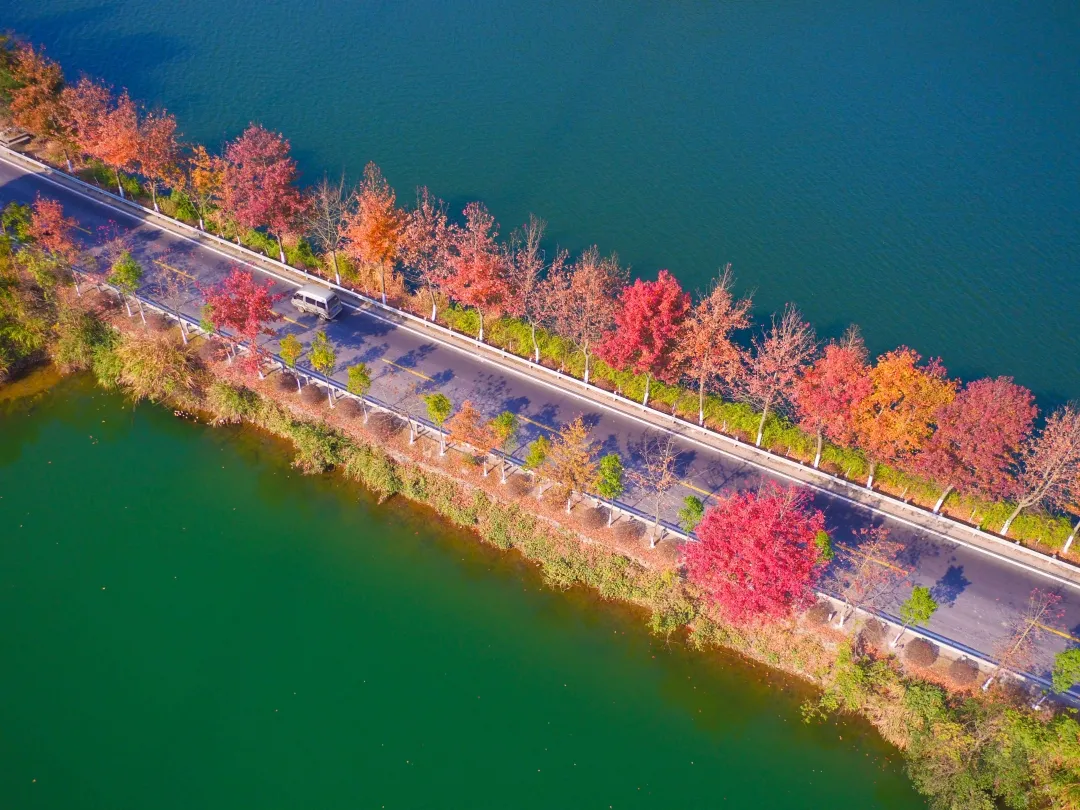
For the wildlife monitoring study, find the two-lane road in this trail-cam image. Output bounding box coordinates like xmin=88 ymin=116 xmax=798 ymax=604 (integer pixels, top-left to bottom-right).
xmin=2 ymin=156 xmax=1077 ymax=685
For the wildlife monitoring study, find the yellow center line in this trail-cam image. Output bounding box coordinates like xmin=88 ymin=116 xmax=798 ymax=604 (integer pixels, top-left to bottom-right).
xmin=153 ymin=259 xmax=195 ymax=280
xmin=518 ymin=415 xmax=555 ymax=433
xmin=1036 ymin=622 xmax=1080 ymax=643
xmin=381 ymin=358 xmax=434 ymax=382
xmin=836 ymin=544 xmax=909 ymax=574
xmin=679 ymin=480 xmax=713 ymax=498
xmin=281 ymin=315 xmax=306 ymax=327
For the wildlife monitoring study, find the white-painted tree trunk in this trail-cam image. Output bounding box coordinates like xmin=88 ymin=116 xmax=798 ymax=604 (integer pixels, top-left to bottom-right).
xmin=607 ymin=504 xmax=615 ymax=527
xmin=1032 ymin=692 xmax=1049 ymax=709
xmin=531 ymin=324 xmax=540 ymax=363
xmin=179 ymin=319 xmax=188 ymax=344
xmin=477 ymin=309 xmax=484 ymax=343
xmin=642 ymin=375 xmax=651 ymax=406
xmin=890 ymin=624 xmax=910 ymax=648
xmin=814 ymin=431 xmax=823 ymax=469
xmin=1001 ymin=503 xmax=1025 ymax=537
xmin=137 ymin=299 xmax=146 ymax=325
xmin=326 ymin=386 xmax=334 ymax=407
xmin=866 ymin=466 xmax=875 ymax=490
xmin=583 ymin=352 xmax=591 ymax=385
xmin=933 ymin=485 xmax=954 ymax=514
xmin=115 ymin=170 xmax=125 ymax=198
xmin=981 ymin=674 xmax=995 ymax=691
xmin=198 ymin=217 xmax=205 ymax=231
xmin=755 ymin=406 xmax=768 ymax=447
xmin=439 ymin=432 xmax=446 ymax=456
xmin=124 ymin=297 xmax=132 ymax=317
xmin=1063 ymin=522 xmax=1079 ymax=555
xmin=276 ymin=234 xmax=286 ymax=264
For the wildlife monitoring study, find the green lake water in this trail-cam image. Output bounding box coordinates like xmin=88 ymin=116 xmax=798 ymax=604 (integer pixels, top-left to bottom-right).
xmin=0 ymin=376 xmax=924 ymax=808
xmin=6 ymin=0 xmax=1080 ymax=402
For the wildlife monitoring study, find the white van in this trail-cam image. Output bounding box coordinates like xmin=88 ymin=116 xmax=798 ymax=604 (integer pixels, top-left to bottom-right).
xmin=291 ymin=284 xmax=342 ymax=320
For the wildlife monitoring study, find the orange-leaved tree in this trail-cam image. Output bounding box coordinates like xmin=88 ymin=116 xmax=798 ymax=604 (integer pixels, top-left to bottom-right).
xmin=850 ymin=347 xmax=956 ymax=489
xmin=547 ymin=416 xmax=598 ymax=513
xmin=673 ymin=264 xmax=752 ymax=425
xmin=9 ymin=45 xmax=73 ymax=167
xmin=342 ymin=162 xmax=404 ymax=305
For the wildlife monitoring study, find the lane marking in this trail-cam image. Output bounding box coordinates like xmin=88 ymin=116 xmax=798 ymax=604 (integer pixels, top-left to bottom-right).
xmin=836 ymin=544 xmax=909 ymax=574
xmin=381 ymin=358 xmax=434 ymax=382
xmin=518 ymin=415 xmax=555 ymax=433
xmin=1036 ymin=622 xmax=1080 ymax=643
xmin=153 ymin=259 xmax=195 ymax=280
xmin=679 ymin=480 xmax=713 ymax=498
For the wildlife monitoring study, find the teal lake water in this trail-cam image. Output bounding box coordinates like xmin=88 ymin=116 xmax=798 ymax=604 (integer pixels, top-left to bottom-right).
xmin=0 ymin=377 xmax=924 ymax=807
xmin=6 ymin=0 xmax=1079 ymax=404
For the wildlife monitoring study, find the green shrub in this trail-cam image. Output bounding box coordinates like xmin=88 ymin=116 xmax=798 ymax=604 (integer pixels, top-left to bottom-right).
xmin=288 ymin=421 xmax=346 ymax=473
xmin=206 ymin=381 xmax=260 ymax=424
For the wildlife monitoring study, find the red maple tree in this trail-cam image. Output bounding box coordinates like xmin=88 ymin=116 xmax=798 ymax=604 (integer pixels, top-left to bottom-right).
xmin=794 ymin=327 xmax=871 ymax=468
xmin=683 ymin=483 xmax=827 ymax=624
xmin=916 ymin=376 xmax=1037 ymax=511
xmin=137 ymin=110 xmax=180 ymax=212
xmin=744 ymin=305 xmax=816 ymax=447
xmin=200 ymin=268 xmax=283 ymax=373
xmin=598 ymin=270 xmax=690 ymax=405
xmin=444 ymin=201 xmax=509 ymax=342
xmin=673 ymin=265 xmax=752 ymax=425
xmin=505 ymin=214 xmax=567 ymax=363
xmin=223 ymin=124 xmax=307 ymax=262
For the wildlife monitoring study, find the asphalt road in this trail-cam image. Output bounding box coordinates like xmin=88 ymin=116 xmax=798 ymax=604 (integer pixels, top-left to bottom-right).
xmin=2 ymin=157 xmax=1078 ymax=685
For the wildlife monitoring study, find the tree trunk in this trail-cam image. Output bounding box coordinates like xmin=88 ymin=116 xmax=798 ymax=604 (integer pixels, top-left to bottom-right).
xmin=698 ymin=379 xmax=706 ymax=426
xmin=1062 ymin=520 xmax=1079 ymax=555
xmin=115 ymin=168 xmax=125 ymax=198
xmin=1001 ymin=503 xmax=1025 ymax=537
xmin=933 ymin=484 xmax=954 ymax=514
xmin=755 ymin=404 xmax=769 ymax=447
xmin=123 ymin=296 xmax=132 ymax=317
xmin=295 ymin=375 xmax=302 ymax=393
xmin=583 ymin=351 xmax=591 ymax=384
xmin=150 ymin=182 xmax=159 ymax=212
xmin=566 ymin=492 xmax=573 ymax=514
xmin=64 ymin=151 xmax=73 ymax=172
xmin=327 ymin=385 xmax=334 ymax=407
xmin=981 ymin=674 xmax=995 ymax=691
xmin=198 ymin=216 xmax=205 ymax=231
xmin=439 ymin=432 xmax=446 ymax=456
xmin=73 ymin=274 xmax=81 ymax=297
xmin=607 ymin=503 xmax=614 ymax=527
xmin=642 ymin=374 xmax=651 ymax=406
xmin=276 ymin=233 xmax=286 ymax=264
xmin=866 ymin=461 xmax=876 ymax=490
xmin=137 ymin=298 xmax=146 ymax=325
xmin=179 ymin=318 xmax=188 ymax=345
xmin=477 ymin=308 xmax=484 ymax=343
xmin=500 ymin=459 xmax=507 ymax=484
xmin=891 ymin=623 xmax=911 ymax=648
xmin=531 ymin=323 xmax=540 ymax=363
xmin=379 ymin=264 xmax=387 ymax=305
xmin=330 ymin=251 xmax=341 ymax=285
xmin=814 ymin=429 xmax=823 ymax=468
xmin=428 ymin=287 xmax=437 ymax=321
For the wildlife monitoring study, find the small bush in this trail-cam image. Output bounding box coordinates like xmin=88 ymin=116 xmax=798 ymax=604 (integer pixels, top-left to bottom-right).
xmin=904 ymin=638 xmax=939 ymax=668
xmin=858 ymin=618 xmax=887 ymax=651
xmin=206 ymin=381 xmax=259 ymax=424
xmin=336 ymin=398 xmax=361 ymax=419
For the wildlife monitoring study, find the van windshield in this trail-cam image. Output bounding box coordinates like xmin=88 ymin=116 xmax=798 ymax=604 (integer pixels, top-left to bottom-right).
xmin=327 ymin=295 xmax=340 ymax=306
